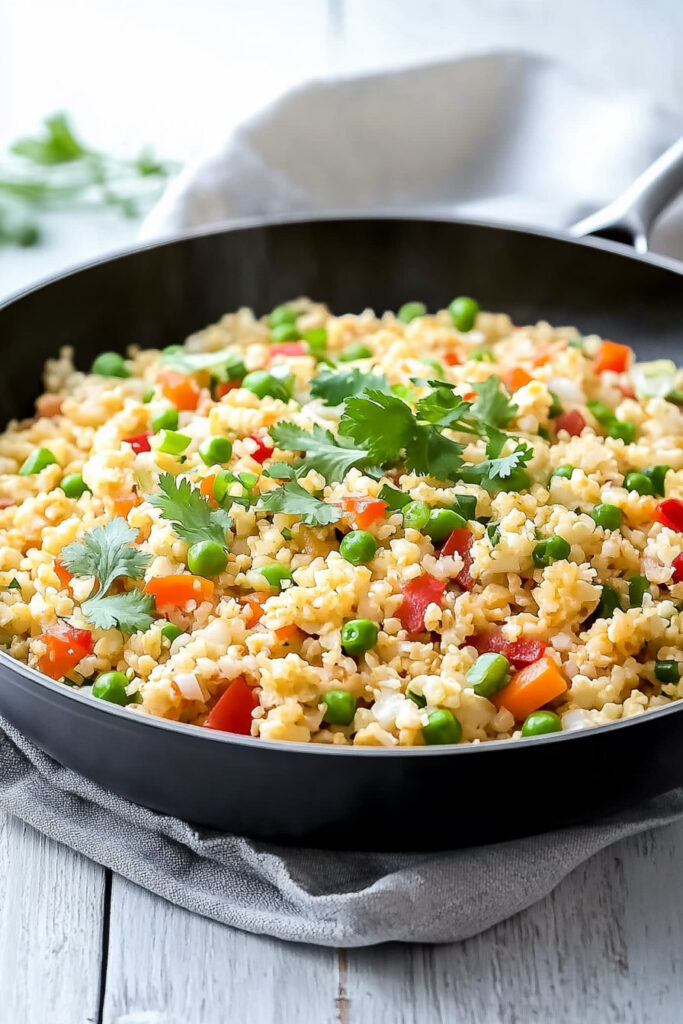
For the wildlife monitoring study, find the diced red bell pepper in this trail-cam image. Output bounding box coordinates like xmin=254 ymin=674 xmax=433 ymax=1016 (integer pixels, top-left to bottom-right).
xmin=554 ymin=409 xmax=585 ymax=437
xmin=213 ymin=380 xmax=241 ymax=400
xmin=268 ymin=342 xmax=306 ymax=359
xmin=55 ymin=560 xmax=73 ymax=588
xmin=656 ymin=499 xmax=683 ymax=533
xmin=593 ymin=340 xmax=631 ymax=375
xmin=672 ymin=552 xmax=683 ymax=584
xmin=444 ymin=352 xmax=462 ymax=366
xmin=398 ymin=573 xmax=446 ymax=633
xmin=467 ymin=632 xmax=545 ymax=668
xmin=203 ymin=675 xmax=258 ymax=734
xmin=339 ymin=496 xmax=388 ymax=530
xmin=248 ymin=434 xmax=274 ymax=465
xmin=503 ymin=639 xmax=547 ymax=669
xmin=123 ymin=431 xmax=152 ymax=454
xmin=441 ymin=528 xmax=474 ymax=590
xmin=38 ymin=622 xmax=94 ymax=680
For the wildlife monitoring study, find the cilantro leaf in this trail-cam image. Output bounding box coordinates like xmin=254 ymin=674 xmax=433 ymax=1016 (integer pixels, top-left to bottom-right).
xmin=416 ymin=387 xmax=477 ymax=432
xmin=82 ymin=590 xmax=156 ymax=634
xmin=258 ymin=481 xmax=342 ymax=527
xmin=404 ymin=427 xmax=465 ymax=481
xmin=310 ymin=367 xmax=389 ymax=406
xmin=148 ymin=473 xmax=232 ymax=546
xmin=339 ymin=390 xmax=416 ymax=465
xmin=61 ymin=518 xmax=149 ymax=593
xmin=269 ymin=422 xmax=368 ymax=483
xmin=459 ymin=442 xmax=533 ymax=490
xmin=471 ymin=375 xmax=517 ymax=428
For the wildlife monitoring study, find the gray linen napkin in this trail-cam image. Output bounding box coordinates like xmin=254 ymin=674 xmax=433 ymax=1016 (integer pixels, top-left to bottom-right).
xmin=5 ymin=53 xmax=683 ymax=946
xmin=2 ymin=717 xmax=682 ymax=946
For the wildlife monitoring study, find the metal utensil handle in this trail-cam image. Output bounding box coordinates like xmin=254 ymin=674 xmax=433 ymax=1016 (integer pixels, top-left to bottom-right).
xmin=569 ymin=137 xmax=683 ymax=252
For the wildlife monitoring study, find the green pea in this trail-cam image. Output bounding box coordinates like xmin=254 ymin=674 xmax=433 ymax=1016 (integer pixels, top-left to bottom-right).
xmin=586 ymin=399 xmax=614 ymax=426
xmin=551 ymin=465 xmax=574 ymax=481
xmin=60 ymin=473 xmax=89 ymax=498
xmin=259 ymin=564 xmax=293 ymax=591
xmin=537 ymin=426 xmax=551 ymax=440
xmin=592 ymin=504 xmax=622 ymax=530
xmin=18 ymin=447 xmax=57 ymax=475
xmin=321 ymin=689 xmax=357 ymax=726
xmin=269 ymin=304 xmax=298 ymax=328
xmin=466 ymin=652 xmax=510 ymax=698
xmin=340 ymin=530 xmax=377 ymax=565
xmin=595 ymin=584 xmax=621 ymax=620
xmin=151 ymin=407 xmax=179 ymax=432
xmin=533 ymin=536 xmax=570 ymax=568
xmin=92 ymin=352 xmax=130 ymax=378
xmin=341 ymin=618 xmax=379 ymax=656
xmin=199 ymin=436 xmax=233 ymax=466
xmin=378 ymin=484 xmax=411 ymax=511
xmin=161 ymin=622 xmax=183 ymax=644
xmin=548 ymin=392 xmax=563 ymax=419
xmin=339 ymin=343 xmax=372 ymax=362
xmin=452 ymin=494 xmax=477 ymax=520
xmin=623 ymin=471 xmax=654 ymax=496
xmin=521 ymin=710 xmax=562 ymax=737
xmin=241 ymin=370 xmax=292 ymax=402
xmin=271 ymin=323 xmax=301 ymax=344
xmin=302 ymin=328 xmax=328 ymax=357
xmin=422 ymin=708 xmax=462 ymax=745
xmin=402 ymin=500 xmax=431 ymax=531
xmin=608 ymin=420 xmax=636 ymax=444
xmin=92 ymin=671 xmax=131 ymax=706
xmin=471 ymin=349 xmax=495 ymax=363
xmin=628 ymin=575 xmax=650 ymax=608
xmin=425 ymin=508 xmax=467 ymax=542
xmin=239 ymin=471 xmax=258 ymax=490
xmin=157 ymin=430 xmax=191 ymax=455
xmin=398 ymin=301 xmax=427 ymax=323
xmin=642 ymin=465 xmax=670 ymax=496
xmin=448 ymin=296 xmax=479 ymax=332
xmin=655 ymin=659 xmax=681 ymax=683
xmin=667 ymin=389 xmax=683 ymax=405
xmin=187 ymin=541 xmax=227 ymax=578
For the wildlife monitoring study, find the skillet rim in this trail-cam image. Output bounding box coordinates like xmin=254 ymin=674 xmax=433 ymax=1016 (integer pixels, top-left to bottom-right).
xmin=2 ymin=209 xmax=683 ymax=759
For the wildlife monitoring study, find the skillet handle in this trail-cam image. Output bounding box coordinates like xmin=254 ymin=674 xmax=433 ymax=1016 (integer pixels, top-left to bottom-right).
xmin=569 ymin=137 xmax=683 ymax=253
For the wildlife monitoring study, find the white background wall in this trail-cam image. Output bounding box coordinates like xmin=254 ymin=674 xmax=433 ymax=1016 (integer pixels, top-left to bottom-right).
xmin=1 ymin=0 xmax=683 ymax=294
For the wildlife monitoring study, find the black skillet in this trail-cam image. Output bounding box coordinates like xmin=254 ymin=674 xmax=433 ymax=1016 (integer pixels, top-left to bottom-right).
xmin=1 ymin=142 xmax=683 ymax=851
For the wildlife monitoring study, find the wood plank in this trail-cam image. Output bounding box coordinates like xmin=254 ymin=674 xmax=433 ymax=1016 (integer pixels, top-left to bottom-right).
xmin=343 ymin=824 xmax=683 ymax=1023
xmin=101 ymin=873 xmax=338 ymax=1024
xmin=0 ymin=812 xmax=106 ymax=1024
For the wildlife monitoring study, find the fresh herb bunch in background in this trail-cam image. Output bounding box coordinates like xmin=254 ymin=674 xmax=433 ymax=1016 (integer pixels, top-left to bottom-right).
xmin=0 ymin=112 xmax=177 ymax=247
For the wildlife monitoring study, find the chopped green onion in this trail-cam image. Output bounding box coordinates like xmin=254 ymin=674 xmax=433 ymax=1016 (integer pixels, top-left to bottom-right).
xmin=397 ymin=301 xmax=427 ymax=323
xmin=271 ymin=323 xmax=301 ymax=344
xmin=269 ymin=305 xmax=298 ymax=328
xmin=302 ymin=328 xmax=327 ymax=357
xmin=594 ymin=584 xmax=621 ymax=620
xmin=19 ymin=447 xmax=57 ymax=475
xmin=406 ymin=689 xmax=427 ymax=708
xmin=378 ymin=483 xmax=411 ymax=510
xmin=453 ymin=494 xmax=477 ymax=520
xmin=60 ymin=473 xmax=89 ymax=498
xmin=466 ymin=652 xmax=510 ymax=698
xmin=655 ymin=659 xmax=681 ymax=683
xmin=339 ymin=343 xmax=372 ymax=362
xmin=628 ymin=575 xmax=650 ymax=608
xmin=157 ymin=430 xmax=191 ymax=455
xmin=151 ymin=407 xmax=179 ymax=432
xmin=199 ymin=436 xmax=233 ymax=466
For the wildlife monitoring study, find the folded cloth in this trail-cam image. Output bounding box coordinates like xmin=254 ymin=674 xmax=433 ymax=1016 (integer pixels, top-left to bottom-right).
xmin=140 ymin=52 xmax=682 ymax=244
xmin=5 ymin=54 xmax=683 ymax=947
xmin=2 ymin=718 xmax=682 ymax=946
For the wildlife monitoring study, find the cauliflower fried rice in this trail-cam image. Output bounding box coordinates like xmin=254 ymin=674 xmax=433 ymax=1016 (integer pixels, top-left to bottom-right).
xmin=1 ymin=295 xmax=683 ymax=747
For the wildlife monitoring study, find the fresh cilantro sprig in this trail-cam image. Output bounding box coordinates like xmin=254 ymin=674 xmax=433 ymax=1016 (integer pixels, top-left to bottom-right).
xmin=269 ymin=422 xmax=370 ymax=483
xmin=148 ymin=473 xmax=232 ymax=546
xmin=310 ymin=367 xmax=389 ymax=406
xmin=470 ymin=375 xmax=518 ymax=428
xmin=60 ymin=518 xmax=155 ymax=634
xmin=258 ymin=481 xmax=342 ymax=527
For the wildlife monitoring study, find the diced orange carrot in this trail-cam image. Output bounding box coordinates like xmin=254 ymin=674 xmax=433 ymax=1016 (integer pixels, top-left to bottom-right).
xmin=532 ymin=340 xmax=567 ymax=367
xmin=444 ymin=352 xmax=462 ymax=366
xmin=493 ymin=654 xmax=567 ymax=720
xmin=240 ymin=592 xmax=268 ymax=627
xmin=144 ymin=574 xmax=215 ymax=608
xmin=54 ymin=560 xmax=73 ymax=588
xmin=593 ymin=340 xmax=631 ymax=375
xmin=157 ymin=368 xmax=201 ymax=411
xmin=113 ymin=494 xmax=137 ymax=519
xmin=275 ymin=623 xmax=301 ymax=642
xmin=200 ymin=474 xmax=218 ymax=508
xmin=505 ymin=367 xmax=532 ymax=391
xmin=339 ymin=495 xmax=387 ymax=530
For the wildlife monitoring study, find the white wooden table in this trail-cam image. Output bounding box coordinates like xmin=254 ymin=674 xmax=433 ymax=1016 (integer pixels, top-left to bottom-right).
xmin=3 ymin=2 xmax=683 ymax=1017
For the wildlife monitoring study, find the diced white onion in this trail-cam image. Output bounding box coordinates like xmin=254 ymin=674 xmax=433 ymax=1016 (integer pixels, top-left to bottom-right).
xmin=632 ymin=360 xmax=677 ymax=399
xmin=174 ymin=672 xmax=204 ymax=701
xmin=561 ymin=708 xmax=594 ymax=732
xmin=372 ymin=692 xmax=405 ymax=730
xmin=547 ymin=376 xmax=583 ymax=403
